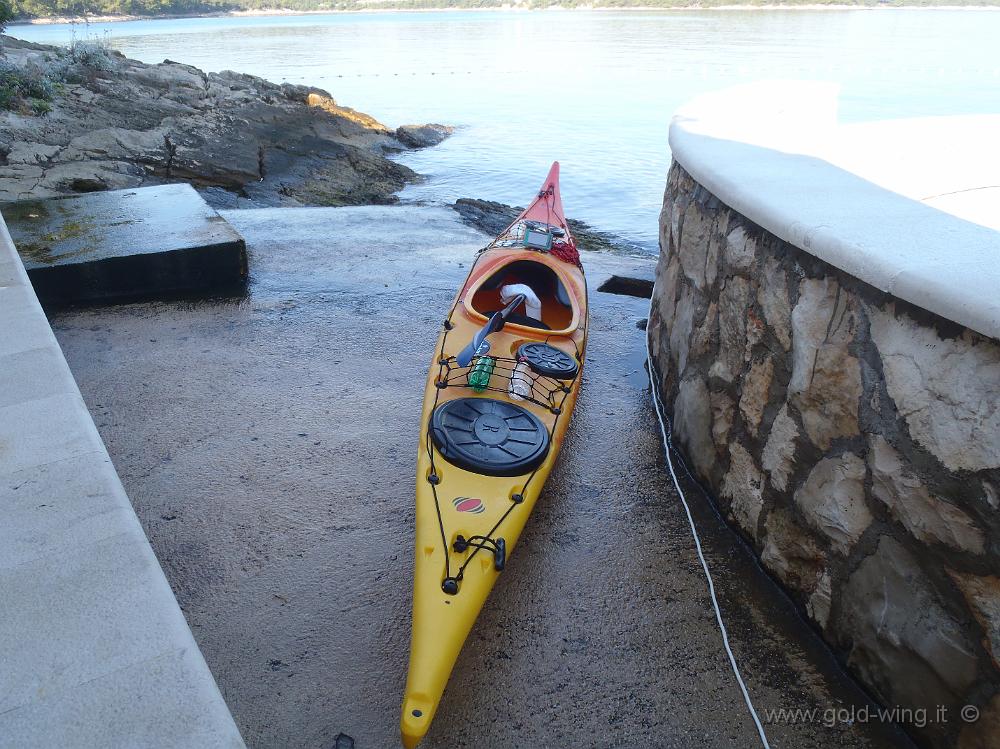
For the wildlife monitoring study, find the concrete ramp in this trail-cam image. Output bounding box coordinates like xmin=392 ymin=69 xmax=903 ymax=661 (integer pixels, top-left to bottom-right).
xmin=0 ymin=215 xmax=244 ymax=746
xmin=4 ymin=184 xmax=246 ymax=306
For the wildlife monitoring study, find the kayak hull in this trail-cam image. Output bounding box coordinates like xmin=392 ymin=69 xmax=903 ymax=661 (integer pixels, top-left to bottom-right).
xmin=401 ymin=163 xmax=587 ymax=747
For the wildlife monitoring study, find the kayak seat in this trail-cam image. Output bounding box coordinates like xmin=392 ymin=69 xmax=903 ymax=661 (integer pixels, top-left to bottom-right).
xmin=555 ymin=281 xmax=571 ymax=308
xmin=473 ymin=259 xmax=573 ymax=330
xmin=430 ymin=397 xmax=550 ymax=477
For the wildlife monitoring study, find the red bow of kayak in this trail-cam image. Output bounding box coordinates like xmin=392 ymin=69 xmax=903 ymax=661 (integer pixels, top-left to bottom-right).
xmin=513 ymin=161 xmax=581 ymax=267
xmin=518 ymin=161 xmax=566 ymax=227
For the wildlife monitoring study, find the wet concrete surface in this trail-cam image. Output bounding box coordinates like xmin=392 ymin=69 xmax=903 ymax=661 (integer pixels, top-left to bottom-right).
xmin=49 ymin=206 xmax=912 ymax=749
xmin=6 ymin=184 xmax=246 ymax=305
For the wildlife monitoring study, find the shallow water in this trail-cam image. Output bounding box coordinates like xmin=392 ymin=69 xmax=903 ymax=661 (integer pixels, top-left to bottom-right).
xmin=15 ymin=9 xmax=1000 ymax=251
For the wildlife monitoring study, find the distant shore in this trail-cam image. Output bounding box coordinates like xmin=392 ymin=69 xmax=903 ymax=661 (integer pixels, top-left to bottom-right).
xmin=13 ymin=3 xmax=1000 ymax=26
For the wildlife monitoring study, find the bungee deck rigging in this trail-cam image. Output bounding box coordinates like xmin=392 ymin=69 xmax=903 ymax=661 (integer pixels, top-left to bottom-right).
xmin=423 ymin=339 xmax=582 ymax=594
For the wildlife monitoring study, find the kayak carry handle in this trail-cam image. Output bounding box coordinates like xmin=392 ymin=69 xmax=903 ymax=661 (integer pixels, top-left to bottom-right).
xmin=451 ymin=534 xmax=506 ymax=572
xmin=493 ymin=538 xmax=506 ymax=572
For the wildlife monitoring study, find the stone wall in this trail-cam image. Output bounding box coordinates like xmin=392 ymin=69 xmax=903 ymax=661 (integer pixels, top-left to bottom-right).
xmin=649 ymin=163 xmax=1000 ymax=748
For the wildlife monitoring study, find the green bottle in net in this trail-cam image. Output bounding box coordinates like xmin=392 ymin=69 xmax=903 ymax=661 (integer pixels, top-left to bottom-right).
xmin=468 ymin=356 xmax=496 ymax=392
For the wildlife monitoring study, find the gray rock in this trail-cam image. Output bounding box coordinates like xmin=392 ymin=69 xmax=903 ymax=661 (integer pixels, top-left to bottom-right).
xmin=37 ymin=160 xmax=145 ymax=194
xmin=947 ymin=570 xmax=1000 ymax=670
xmin=808 ymin=571 xmax=833 ymax=630
xmin=761 ymin=508 xmax=826 ymax=595
xmin=869 ymin=435 xmax=984 ymax=554
xmin=762 ymin=405 xmax=798 ymax=492
xmin=789 ymin=277 xmax=861 ymax=450
xmin=758 ymin=254 xmax=791 ymax=351
xmin=869 ymin=303 xmax=1000 ymax=472
xmin=678 ymin=203 xmax=712 ymax=290
xmin=450 ymin=198 xmax=641 ymax=254
xmin=794 ymin=453 xmax=871 ymax=554
xmin=278 ymin=82 xmax=333 ymax=104
xmin=394 ymin=123 xmax=454 ymax=149
xmin=655 ymin=254 xmax=681 ymax=332
xmin=689 ymin=300 xmax=717 ymax=365
xmin=984 ymin=481 xmax=999 ymax=511
xmin=6 ymin=142 xmax=61 ymax=165
xmin=61 ymin=127 xmax=166 ymax=163
xmin=714 ymin=276 xmax=750 ymax=383
xmin=658 ymin=197 xmax=673 ymax=254
xmin=739 ymin=358 xmax=773 ymax=436
xmin=721 ymin=443 xmax=764 ymax=539
xmin=674 ymin=376 xmax=715 ymax=482
xmin=724 ymin=225 xmax=756 ymax=274
xmin=709 ymin=390 xmax=734 ymax=452
xmin=669 ymin=193 xmax=681 ymax=251
xmin=669 ymin=285 xmax=697 ymax=377
xmin=0 ymin=37 xmax=421 ymax=207
xmin=704 ymin=224 xmax=720 ymax=289
xmin=838 ymin=537 xmax=978 ymax=716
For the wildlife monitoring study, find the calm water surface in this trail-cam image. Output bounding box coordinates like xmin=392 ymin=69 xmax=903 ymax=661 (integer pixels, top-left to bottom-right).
xmin=15 ymin=10 xmax=1000 ymax=250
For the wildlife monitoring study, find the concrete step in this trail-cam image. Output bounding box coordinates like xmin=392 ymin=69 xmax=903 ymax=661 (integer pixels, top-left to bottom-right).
xmin=3 ymin=184 xmax=247 ymax=306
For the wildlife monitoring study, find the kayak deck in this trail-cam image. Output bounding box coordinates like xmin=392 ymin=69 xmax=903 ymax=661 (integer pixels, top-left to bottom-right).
xmin=401 ymin=163 xmax=588 ymax=748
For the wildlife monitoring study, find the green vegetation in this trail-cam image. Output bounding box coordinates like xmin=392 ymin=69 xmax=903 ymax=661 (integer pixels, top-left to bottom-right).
xmin=6 ymin=0 xmax=1000 ymax=21
xmin=0 ymin=33 xmax=117 ymax=113
xmin=0 ymin=59 xmax=54 ymax=113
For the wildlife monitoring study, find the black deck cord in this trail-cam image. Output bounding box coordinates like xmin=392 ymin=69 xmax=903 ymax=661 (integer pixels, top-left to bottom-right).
xmin=425 ymin=241 xmax=579 ymax=588
xmin=431 ymin=358 xmax=574 ymax=584
xmin=440 ymin=359 xmax=566 ymax=413
xmin=452 ymin=386 xmax=570 ymax=582
xmin=425 ymin=247 xmax=491 ymax=585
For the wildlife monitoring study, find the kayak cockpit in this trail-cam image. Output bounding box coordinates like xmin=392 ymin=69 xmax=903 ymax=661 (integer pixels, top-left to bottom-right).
xmin=468 ymin=258 xmax=576 ymax=332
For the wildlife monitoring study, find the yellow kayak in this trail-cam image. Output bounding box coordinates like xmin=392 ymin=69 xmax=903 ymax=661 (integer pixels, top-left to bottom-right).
xmin=401 ymin=162 xmax=588 ymax=747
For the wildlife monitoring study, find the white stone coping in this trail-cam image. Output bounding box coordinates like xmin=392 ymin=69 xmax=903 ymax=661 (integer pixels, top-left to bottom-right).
xmin=668 ymin=81 xmax=1000 ymax=340
xmin=0 ymin=215 xmax=244 ymax=747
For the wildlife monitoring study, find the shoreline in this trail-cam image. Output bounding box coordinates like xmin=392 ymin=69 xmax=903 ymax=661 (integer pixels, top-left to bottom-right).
xmin=12 ymin=3 xmax=1000 ymax=26
xmin=0 ymin=36 xmax=447 ymax=208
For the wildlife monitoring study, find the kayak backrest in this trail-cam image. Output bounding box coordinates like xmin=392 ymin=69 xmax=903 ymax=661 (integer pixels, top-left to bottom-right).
xmin=474 ymin=260 xmax=573 ymax=331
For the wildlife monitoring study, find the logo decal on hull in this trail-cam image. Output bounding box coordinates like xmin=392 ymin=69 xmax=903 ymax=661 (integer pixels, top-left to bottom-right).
xmin=452 ymin=497 xmax=485 ymax=514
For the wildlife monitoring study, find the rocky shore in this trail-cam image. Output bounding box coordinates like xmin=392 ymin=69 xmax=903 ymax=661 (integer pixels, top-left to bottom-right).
xmin=0 ymin=36 xmax=451 ymax=208
xmin=452 ymin=197 xmax=646 ymax=254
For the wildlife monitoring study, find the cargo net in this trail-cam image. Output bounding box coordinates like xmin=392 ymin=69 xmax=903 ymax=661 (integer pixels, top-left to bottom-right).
xmin=434 ymin=355 xmax=573 ymax=414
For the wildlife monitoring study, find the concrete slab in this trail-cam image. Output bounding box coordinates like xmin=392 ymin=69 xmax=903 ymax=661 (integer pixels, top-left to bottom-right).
xmin=0 ymin=392 xmax=103 ymax=476
xmin=0 ymin=534 xmax=184 ymax=712
xmin=0 ymin=646 xmax=245 ymax=749
xmin=0 ymin=451 xmax=135 ymax=571
xmin=669 ymin=81 xmax=1000 ymax=340
xmin=0 ymin=254 xmax=21 ymax=286
xmin=0 ymin=284 xmax=57 ymax=357
xmin=3 ymin=183 xmax=247 ymax=306
xmin=0 ymin=345 xmax=72 ymax=410
xmin=0 ymin=211 xmax=244 ymax=746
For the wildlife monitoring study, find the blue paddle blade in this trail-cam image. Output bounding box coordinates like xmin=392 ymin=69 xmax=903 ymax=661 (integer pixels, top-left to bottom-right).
xmin=456 ymin=338 xmax=490 ymax=368
xmin=453 ymin=294 xmax=526 ymax=368
xmin=456 ymin=313 xmax=501 ymax=367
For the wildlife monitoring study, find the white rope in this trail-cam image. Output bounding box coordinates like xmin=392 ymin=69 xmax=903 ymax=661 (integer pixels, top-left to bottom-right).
xmin=645 ymin=320 xmax=771 ymax=749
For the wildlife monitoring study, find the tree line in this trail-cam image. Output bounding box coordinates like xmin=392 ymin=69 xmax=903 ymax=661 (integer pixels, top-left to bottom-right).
xmin=5 ymin=0 xmax=997 ymax=22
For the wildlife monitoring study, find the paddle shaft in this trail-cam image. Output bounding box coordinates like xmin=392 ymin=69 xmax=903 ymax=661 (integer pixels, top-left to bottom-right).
xmin=455 ymin=293 xmax=527 ymax=367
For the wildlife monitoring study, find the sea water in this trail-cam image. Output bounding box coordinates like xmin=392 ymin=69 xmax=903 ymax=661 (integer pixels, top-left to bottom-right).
xmin=15 ymin=9 xmax=1000 ymax=251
